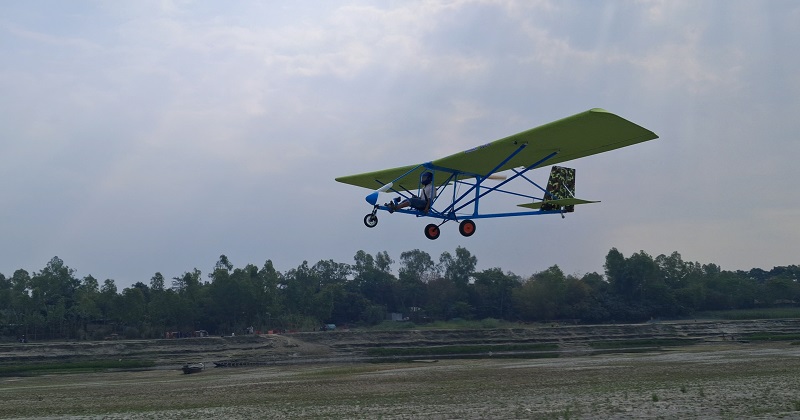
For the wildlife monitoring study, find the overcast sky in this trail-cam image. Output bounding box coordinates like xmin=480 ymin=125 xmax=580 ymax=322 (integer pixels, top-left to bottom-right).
xmin=2 ymin=1 xmax=799 ymax=288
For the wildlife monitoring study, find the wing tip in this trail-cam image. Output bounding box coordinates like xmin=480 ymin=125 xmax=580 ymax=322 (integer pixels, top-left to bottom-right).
xmin=589 ymin=107 xmax=659 ymax=140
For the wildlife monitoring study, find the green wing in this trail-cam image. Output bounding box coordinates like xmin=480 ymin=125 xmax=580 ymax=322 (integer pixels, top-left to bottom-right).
xmin=335 ymin=163 xmax=427 ymax=192
xmin=335 ymin=108 xmax=657 ymax=190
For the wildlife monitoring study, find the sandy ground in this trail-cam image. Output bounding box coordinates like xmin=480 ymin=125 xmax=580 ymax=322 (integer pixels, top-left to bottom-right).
xmin=2 ymin=342 xmax=800 ymax=419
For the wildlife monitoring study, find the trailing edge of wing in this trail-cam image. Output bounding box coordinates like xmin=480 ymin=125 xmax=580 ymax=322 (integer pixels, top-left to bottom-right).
xmin=518 ymin=198 xmax=600 ymax=210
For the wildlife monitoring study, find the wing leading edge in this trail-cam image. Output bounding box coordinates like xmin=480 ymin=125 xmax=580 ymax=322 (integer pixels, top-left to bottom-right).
xmin=335 ymin=108 xmax=657 ymax=190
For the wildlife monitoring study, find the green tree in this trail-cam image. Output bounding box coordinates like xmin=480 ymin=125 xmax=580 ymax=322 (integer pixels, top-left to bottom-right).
xmin=29 ymin=257 xmax=81 ymax=338
xmin=426 ymin=276 xmax=462 ymax=320
xmin=281 ymin=261 xmax=319 ymax=323
xmin=513 ymin=265 xmax=567 ymax=321
xmin=72 ymin=275 xmax=101 ymax=338
xmin=97 ymin=279 xmax=119 ymax=323
xmin=439 ymin=246 xmax=477 ymax=287
xmin=313 ymin=260 xmax=351 ymax=287
xmin=172 ymin=269 xmax=202 ymax=297
xmin=397 ymin=250 xmax=434 ymax=315
xmin=472 ymin=268 xmax=520 ymax=320
xmin=7 ymin=270 xmax=32 ymax=336
xmin=215 ymin=254 xmax=234 ymax=272
xmin=605 ymin=248 xmax=638 ymax=300
xmin=207 ymin=256 xmax=258 ymax=334
xmin=375 ymin=251 xmax=394 ymax=273
xmin=0 ymin=274 xmax=8 ymax=326
xmin=399 ymin=249 xmax=436 ymax=284
xmin=172 ymin=269 xmax=205 ymax=331
xmin=257 ymin=260 xmax=283 ymax=328
xmin=353 ymin=251 xmax=398 ymax=315
xmin=148 ymin=273 xmax=172 ymax=337
xmin=150 ymin=272 xmax=165 ymax=291
xmin=353 ymin=250 xmax=376 ymax=278
xmin=119 ymin=286 xmax=147 ymax=337
xmin=435 ymin=247 xmax=477 ymax=319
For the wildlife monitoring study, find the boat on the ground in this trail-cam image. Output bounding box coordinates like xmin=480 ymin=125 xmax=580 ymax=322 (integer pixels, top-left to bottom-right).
xmin=182 ymin=362 xmax=204 ymax=374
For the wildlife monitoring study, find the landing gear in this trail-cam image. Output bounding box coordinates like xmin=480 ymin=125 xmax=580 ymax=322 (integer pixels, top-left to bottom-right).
xmin=364 ymin=207 xmax=378 ymax=228
xmin=459 ymin=219 xmax=476 ymax=237
xmin=424 ymin=224 xmax=441 ymax=240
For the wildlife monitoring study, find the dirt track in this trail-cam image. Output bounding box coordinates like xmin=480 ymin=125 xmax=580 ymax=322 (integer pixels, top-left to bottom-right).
xmin=2 ymin=342 xmax=800 ymax=418
xmin=2 ymin=320 xmax=800 ymax=418
xmin=3 ymin=319 xmax=799 ymax=368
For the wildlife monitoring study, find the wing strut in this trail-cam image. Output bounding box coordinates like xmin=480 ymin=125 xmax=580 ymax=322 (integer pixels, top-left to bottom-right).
xmin=436 ymin=143 xmax=530 ymax=215
xmin=449 ymin=149 xmax=560 ymax=215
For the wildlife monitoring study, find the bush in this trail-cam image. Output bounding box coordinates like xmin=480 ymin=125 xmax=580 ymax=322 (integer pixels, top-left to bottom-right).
xmin=371 ymin=320 xmax=417 ymax=331
xmin=480 ymin=318 xmax=501 ymax=329
xmin=122 ymin=327 xmax=140 ymax=339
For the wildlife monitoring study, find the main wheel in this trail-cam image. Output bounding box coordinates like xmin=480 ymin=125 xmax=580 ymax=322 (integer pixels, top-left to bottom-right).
xmin=424 ymin=224 xmax=440 ymax=240
xmin=459 ymin=219 xmax=476 ymax=237
xmin=364 ymin=213 xmax=378 ymax=228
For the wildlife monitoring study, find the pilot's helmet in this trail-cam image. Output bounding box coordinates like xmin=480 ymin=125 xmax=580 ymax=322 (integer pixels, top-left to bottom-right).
xmin=420 ymin=171 xmax=433 ymax=185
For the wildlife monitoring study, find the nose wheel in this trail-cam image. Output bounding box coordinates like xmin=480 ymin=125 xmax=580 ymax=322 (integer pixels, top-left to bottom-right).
xmin=364 ymin=207 xmax=379 ymax=228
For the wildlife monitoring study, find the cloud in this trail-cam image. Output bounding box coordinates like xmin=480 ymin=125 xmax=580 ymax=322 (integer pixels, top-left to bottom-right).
xmin=1 ymin=1 xmax=799 ymax=285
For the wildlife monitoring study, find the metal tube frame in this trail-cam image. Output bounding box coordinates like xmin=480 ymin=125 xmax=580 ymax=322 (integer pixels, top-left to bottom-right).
xmin=378 ymin=147 xmax=564 ymax=223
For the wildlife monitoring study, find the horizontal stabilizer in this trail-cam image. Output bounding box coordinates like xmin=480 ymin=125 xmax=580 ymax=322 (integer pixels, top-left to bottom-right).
xmin=518 ymin=198 xmax=600 ymax=210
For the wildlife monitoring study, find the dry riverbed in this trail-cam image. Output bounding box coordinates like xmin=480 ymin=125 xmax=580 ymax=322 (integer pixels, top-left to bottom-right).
xmin=2 ymin=342 xmax=800 ymax=419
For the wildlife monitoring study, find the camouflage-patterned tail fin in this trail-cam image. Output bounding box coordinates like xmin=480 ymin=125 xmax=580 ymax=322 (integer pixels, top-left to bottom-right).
xmin=541 ymin=166 xmax=576 ymax=212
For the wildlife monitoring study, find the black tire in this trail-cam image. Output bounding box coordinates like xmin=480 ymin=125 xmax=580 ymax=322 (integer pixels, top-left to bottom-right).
xmin=364 ymin=214 xmax=378 ymax=228
xmin=459 ymin=219 xmax=476 ymax=237
xmin=424 ymin=224 xmax=440 ymax=240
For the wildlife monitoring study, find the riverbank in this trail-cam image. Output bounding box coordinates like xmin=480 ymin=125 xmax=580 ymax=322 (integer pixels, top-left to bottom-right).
xmin=2 ymin=319 xmax=800 ymax=371
xmin=2 ymin=341 xmax=800 ymax=418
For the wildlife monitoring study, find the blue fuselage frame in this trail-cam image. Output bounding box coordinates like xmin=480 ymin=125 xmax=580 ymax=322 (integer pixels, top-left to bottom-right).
xmin=371 ymin=143 xmax=566 ymax=225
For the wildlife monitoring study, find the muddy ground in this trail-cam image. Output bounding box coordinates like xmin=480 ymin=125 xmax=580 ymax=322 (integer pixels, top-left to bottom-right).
xmin=2 ymin=319 xmax=800 ymax=418
xmin=3 ymin=319 xmax=799 ymax=368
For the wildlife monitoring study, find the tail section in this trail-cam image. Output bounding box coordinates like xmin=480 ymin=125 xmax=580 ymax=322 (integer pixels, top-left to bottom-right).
xmin=542 ymin=166 xmax=577 ymax=212
xmin=517 ymin=166 xmax=600 ymax=211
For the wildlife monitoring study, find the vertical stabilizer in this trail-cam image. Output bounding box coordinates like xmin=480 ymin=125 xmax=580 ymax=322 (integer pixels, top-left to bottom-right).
xmin=541 ymin=166 xmax=576 ymax=212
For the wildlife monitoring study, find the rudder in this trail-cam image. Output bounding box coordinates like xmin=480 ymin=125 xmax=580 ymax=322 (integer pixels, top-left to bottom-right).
xmin=541 ymin=166 xmax=576 ymax=212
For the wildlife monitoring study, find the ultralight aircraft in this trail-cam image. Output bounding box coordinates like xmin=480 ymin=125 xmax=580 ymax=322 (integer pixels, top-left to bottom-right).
xmin=336 ymin=108 xmax=658 ymax=240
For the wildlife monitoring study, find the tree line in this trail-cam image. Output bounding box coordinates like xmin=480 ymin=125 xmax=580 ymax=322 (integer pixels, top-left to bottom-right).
xmin=1 ymin=248 xmax=799 ymax=340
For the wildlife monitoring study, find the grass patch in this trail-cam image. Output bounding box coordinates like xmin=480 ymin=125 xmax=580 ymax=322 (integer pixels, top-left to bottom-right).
xmin=368 ymin=318 xmax=518 ymax=331
xmin=695 ymin=307 xmax=800 ymax=320
xmin=422 ymin=318 xmax=514 ymax=330
xmin=300 ymin=365 xmax=383 ymax=377
xmin=366 ymin=343 xmax=557 ymax=357
xmin=743 ymin=332 xmax=800 ymax=341
xmin=368 ymin=320 xmax=420 ymax=331
xmin=588 ymin=339 xmax=690 ymax=349
xmin=0 ymin=359 xmax=155 ymax=377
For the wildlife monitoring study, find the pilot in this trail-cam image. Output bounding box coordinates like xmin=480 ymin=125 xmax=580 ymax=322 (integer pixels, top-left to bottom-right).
xmin=388 ymin=171 xmax=435 ymax=214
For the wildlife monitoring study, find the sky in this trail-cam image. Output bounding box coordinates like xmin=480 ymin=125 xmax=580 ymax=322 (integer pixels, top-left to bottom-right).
xmin=2 ymin=1 xmax=799 ymax=288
